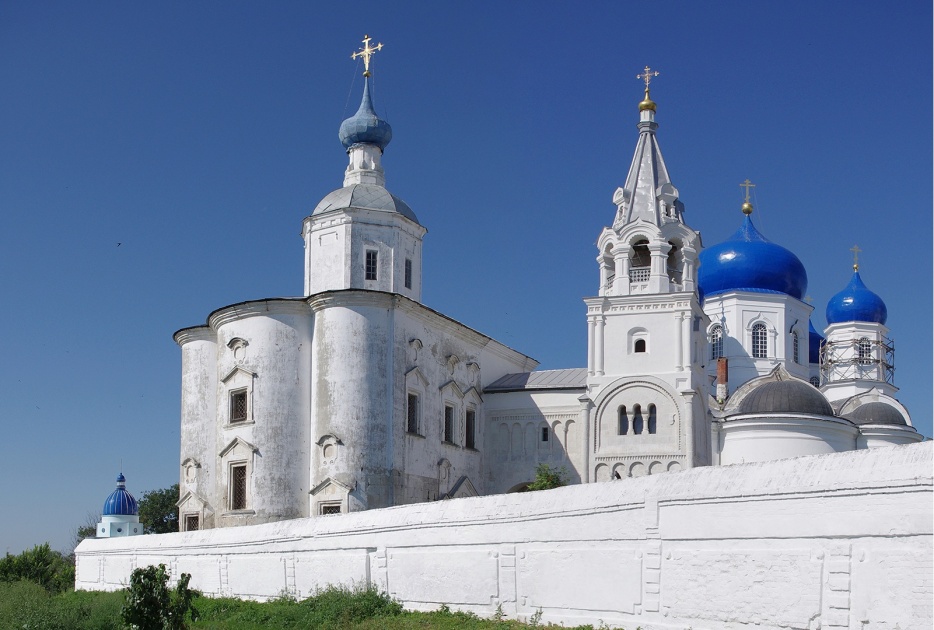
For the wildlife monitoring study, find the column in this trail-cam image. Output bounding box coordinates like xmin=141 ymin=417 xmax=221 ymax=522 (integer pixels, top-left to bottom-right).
xmin=594 ymin=316 xmax=605 ymax=376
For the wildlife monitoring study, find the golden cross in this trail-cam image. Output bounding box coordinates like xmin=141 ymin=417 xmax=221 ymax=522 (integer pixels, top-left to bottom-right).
xmin=740 ymin=179 xmax=756 ymax=202
xmin=850 ymin=244 xmax=862 ymax=270
xmin=637 ymin=66 xmax=659 ymax=90
xmin=351 ymin=34 xmax=383 ymax=77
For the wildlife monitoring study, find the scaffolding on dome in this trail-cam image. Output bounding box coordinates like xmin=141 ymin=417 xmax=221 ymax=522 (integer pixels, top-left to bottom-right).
xmin=819 ymin=335 xmax=895 ymax=386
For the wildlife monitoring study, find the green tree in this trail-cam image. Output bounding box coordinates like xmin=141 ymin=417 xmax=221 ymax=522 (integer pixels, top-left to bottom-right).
xmin=139 ymin=484 xmax=180 ymax=534
xmin=526 ymin=464 xmax=568 ymax=491
xmin=0 ymin=543 xmax=75 ymax=594
xmin=122 ymin=564 xmax=198 ymax=630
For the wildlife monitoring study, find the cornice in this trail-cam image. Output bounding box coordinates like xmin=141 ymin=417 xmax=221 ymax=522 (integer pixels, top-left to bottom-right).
xmin=207 ymin=298 xmax=310 ymax=330
xmin=174 ymin=326 xmax=216 ymax=347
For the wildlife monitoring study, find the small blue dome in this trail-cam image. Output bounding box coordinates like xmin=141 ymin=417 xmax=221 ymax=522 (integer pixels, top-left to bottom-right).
xmin=826 ymin=270 xmax=887 ymax=325
xmin=698 ymin=214 xmax=808 ymax=300
xmin=102 ymin=473 xmax=138 ymax=516
xmin=339 ymin=78 xmax=392 ymax=151
xmin=808 ymin=320 xmax=824 ymax=364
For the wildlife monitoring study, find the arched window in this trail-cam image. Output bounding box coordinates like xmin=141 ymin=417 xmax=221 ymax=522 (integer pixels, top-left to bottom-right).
xmin=630 ymin=239 xmax=650 ymax=268
xmin=752 ymin=323 xmax=768 ymax=359
xmin=648 ymin=404 xmax=657 ymax=434
xmin=632 ymin=404 xmax=644 ymax=435
xmin=666 ymin=242 xmax=682 ymax=283
xmin=792 ymin=331 xmax=800 ymax=364
xmin=857 ymin=337 xmax=872 ymax=364
xmin=634 ymin=339 xmax=646 ymax=353
xmin=710 ymin=325 xmax=723 ymax=360
xmin=618 ymin=406 xmax=629 ymax=435
xmin=809 ymin=376 xmax=820 ymax=387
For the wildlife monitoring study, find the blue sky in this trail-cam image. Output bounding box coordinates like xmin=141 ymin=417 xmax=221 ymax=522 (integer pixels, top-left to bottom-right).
xmin=1 ymin=2 xmax=930 ymax=554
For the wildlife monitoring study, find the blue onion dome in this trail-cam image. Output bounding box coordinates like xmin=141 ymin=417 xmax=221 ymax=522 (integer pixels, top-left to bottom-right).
xmin=102 ymin=473 xmax=139 ymax=516
xmin=826 ymin=269 xmax=887 ymax=325
xmin=698 ymin=208 xmax=808 ymax=300
xmin=339 ymin=78 xmax=392 ymax=151
xmin=808 ymin=320 xmax=824 ymax=364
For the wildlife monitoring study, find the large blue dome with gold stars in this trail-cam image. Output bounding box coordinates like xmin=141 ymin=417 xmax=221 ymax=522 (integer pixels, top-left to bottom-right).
xmin=698 ymin=214 xmax=808 ymax=300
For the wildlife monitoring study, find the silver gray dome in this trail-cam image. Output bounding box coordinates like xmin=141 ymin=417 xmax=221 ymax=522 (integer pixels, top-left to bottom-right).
xmin=737 ymin=380 xmax=834 ymax=416
xmin=844 ymin=402 xmax=907 ymax=426
xmin=312 ymin=184 xmax=419 ymax=224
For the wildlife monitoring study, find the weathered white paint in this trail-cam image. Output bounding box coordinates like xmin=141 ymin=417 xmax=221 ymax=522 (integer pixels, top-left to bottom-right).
xmin=77 ymin=442 xmax=932 ymax=630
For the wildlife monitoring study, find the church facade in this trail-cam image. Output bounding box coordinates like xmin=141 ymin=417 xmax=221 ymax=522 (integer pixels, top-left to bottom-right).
xmin=172 ymin=49 xmax=922 ymax=532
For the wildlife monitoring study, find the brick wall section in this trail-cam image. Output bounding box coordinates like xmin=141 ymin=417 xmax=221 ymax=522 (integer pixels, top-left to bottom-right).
xmin=76 ymin=442 xmax=933 ymax=630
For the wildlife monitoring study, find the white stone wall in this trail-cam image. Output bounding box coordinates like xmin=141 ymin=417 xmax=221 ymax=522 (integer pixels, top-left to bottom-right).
xmin=77 ymin=442 xmax=932 ymax=630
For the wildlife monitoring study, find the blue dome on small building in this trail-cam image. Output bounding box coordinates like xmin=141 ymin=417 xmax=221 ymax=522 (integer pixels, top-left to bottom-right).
xmin=338 ymin=78 xmax=392 ymax=151
xmin=826 ymin=270 xmax=887 ymax=325
xmin=102 ymin=473 xmax=139 ymax=516
xmin=698 ymin=214 xmax=808 ymax=300
xmin=808 ymin=320 xmax=824 ymax=364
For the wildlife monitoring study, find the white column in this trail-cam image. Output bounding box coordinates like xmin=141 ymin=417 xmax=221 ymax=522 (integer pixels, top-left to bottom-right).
xmin=578 ymin=396 xmax=593 ymax=483
xmin=675 ymin=312 xmax=685 ymax=371
xmin=587 ymin=317 xmax=596 ymax=376
xmin=594 ymin=316 xmax=605 ymax=376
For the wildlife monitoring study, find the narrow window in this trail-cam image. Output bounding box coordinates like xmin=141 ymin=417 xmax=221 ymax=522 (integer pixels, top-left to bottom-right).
xmin=185 ymin=515 xmax=199 ymax=532
xmin=404 ymin=258 xmax=413 ymax=289
xmin=648 ymin=404 xmax=657 ymax=434
xmin=857 ymin=337 xmax=872 ymax=364
xmin=634 ymin=339 xmax=647 ymax=353
xmin=752 ymin=323 xmax=768 ymax=359
xmin=320 ymin=503 xmax=342 ymax=515
xmin=809 ymin=376 xmax=820 ymax=387
xmin=407 ymin=393 xmax=420 ymax=434
xmin=365 ymin=250 xmax=378 ymax=281
xmin=541 ymin=426 xmax=549 ymax=442
xmin=465 ymin=409 xmax=476 ymax=449
xmin=618 ymin=406 xmax=629 ymax=435
xmin=632 ymin=404 xmax=644 ymax=435
xmin=443 ymin=404 xmax=455 ymax=443
xmin=229 ymin=390 xmax=247 ymax=424
xmin=230 ymin=464 xmax=247 ymax=510
xmin=792 ymin=331 xmax=800 ymax=364
xmin=710 ymin=325 xmax=723 ymax=360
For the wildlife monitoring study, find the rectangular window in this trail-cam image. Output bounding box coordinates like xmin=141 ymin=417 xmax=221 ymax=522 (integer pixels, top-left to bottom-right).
xmin=229 ymin=389 xmax=247 ymax=424
xmin=404 ymin=258 xmax=412 ymax=289
xmin=407 ymin=393 xmax=420 ymax=434
xmin=465 ymin=409 xmax=476 ymax=449
xmin=230 ymin=464 xmax=247 ymax=510
xmin=185 ymin=515 xmax=199 ymax=531
xmin=365 ymin=250 xmax=378 ymax=281
xmin=541 ymin=426 xmax=549 ymax=442
xmin=443 ymin=404 xmax=455 ymax=443
xmin=319 ymin=503 xmax=342 ymax=515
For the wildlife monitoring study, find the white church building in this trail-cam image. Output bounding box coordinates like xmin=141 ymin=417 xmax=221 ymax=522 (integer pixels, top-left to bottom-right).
xmin=171 ymin=49 xmax=923 ymax=533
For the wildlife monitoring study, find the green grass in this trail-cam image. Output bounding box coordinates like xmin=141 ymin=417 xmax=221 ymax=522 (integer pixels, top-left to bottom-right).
xmin=0 ymin=581 xmax=605 ymax=629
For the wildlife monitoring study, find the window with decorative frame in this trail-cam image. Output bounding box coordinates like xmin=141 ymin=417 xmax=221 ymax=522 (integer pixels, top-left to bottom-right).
xmin=229 ymin=463 xmax=247 ymax=511
xmin=319 ymin=502 xmax=342 ymax=515
xmin=184 ymin=514 xmax=199 ymax=532
xmin=710 ymin=325 xmax=723 ymax=360
xmin=229 ymin=389 xmax=248 ymax=424
xmin=465 ymin=408 xmax=476 ymax=449
xmin=406 ymin=393 xmax=420 ymax=434
xmin=443 ymin=404 xmax=455 ymax=444
xmin=752 ymin=323 xmax=768 ymax=359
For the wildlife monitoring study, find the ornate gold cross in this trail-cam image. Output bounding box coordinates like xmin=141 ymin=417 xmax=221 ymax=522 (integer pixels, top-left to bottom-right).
xmin=351 ymin=34 xmax=383 ymax=77
xmin=740 ymin=179 xmax=756 ymax=202
xmin=850 ymin=244 xmax=862 ymax=270
xmin=637 ymin=66 xmax=659 ymax=89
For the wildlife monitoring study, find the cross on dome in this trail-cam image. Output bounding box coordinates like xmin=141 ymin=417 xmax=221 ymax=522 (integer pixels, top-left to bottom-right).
xmin=636 ymin=66 xmax=660 ymax=112
xmin=637 ymin=65 xmax=659 ymax=89
xmin=850 ymin=244 xmax=862 ymax=271
xmin=351 ymin=34 xmax=384 ymax=77
xmin=740 ymin=179 xmax=756 ymax=215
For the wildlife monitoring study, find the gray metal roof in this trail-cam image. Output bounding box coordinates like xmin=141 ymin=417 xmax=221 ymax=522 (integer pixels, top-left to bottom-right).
xmin=485 ymin=368 xmax=587 ymax=393
xmin=312 ymin=183 xmax=419 ymax=224
xmin=844 ymin=402 xmax=907 ymax=426
xmin=736 ymin=380 xmax=834 ymax=416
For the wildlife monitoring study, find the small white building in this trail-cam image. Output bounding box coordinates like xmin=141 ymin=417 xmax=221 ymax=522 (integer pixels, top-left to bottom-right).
xmin=96 ymin=474 xmax=142 ymax=538
xmin=172 ymin=55 xmax=923 ymax=532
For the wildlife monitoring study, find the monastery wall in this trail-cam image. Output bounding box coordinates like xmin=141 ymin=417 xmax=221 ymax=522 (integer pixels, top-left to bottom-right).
xmin=76 ymin=442 xmax=932 ymax=630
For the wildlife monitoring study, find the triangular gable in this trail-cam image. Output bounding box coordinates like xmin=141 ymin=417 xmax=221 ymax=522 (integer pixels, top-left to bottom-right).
xmin=405 ymin=366 xmax=430 ymax=388
xmin=175 ymin=490 xmax=208 ymax=510
xmin=219 ymin=436 xmax=258 ymax=458
xmin=309 ymin=476 xmax=354 ymax=497
xmin=439 ymin=380 xmax=465 ymax=400
xmin=463 ymin=386 xmax=483 ymax=403
xmin=443 ymin=476 xmax=478 ymax=499
xmin=221 ymin=366 xmax=256 ymax=384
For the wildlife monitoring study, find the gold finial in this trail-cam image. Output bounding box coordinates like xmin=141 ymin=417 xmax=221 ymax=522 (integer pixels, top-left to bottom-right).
xmin=636 ymin=65 xmax=659 ymax=112
xmin=740 ymin=179 xmax=756 ymax=215
xmin=351 ymin=34 xmax=383 ymax=77
xmin=805 ymin=295 xmax=813 ymax=304
xmin=850 ymin=244 xmax=862 ymax=271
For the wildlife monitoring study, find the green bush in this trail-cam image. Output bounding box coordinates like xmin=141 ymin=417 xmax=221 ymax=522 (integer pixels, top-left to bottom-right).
xmin=526 ymin=464 xmax=569 ymax=491
xmin=122 ymin=564 xmax=198 ymax=630
xmin=0 ymin=543 xmax=75 ymax=595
